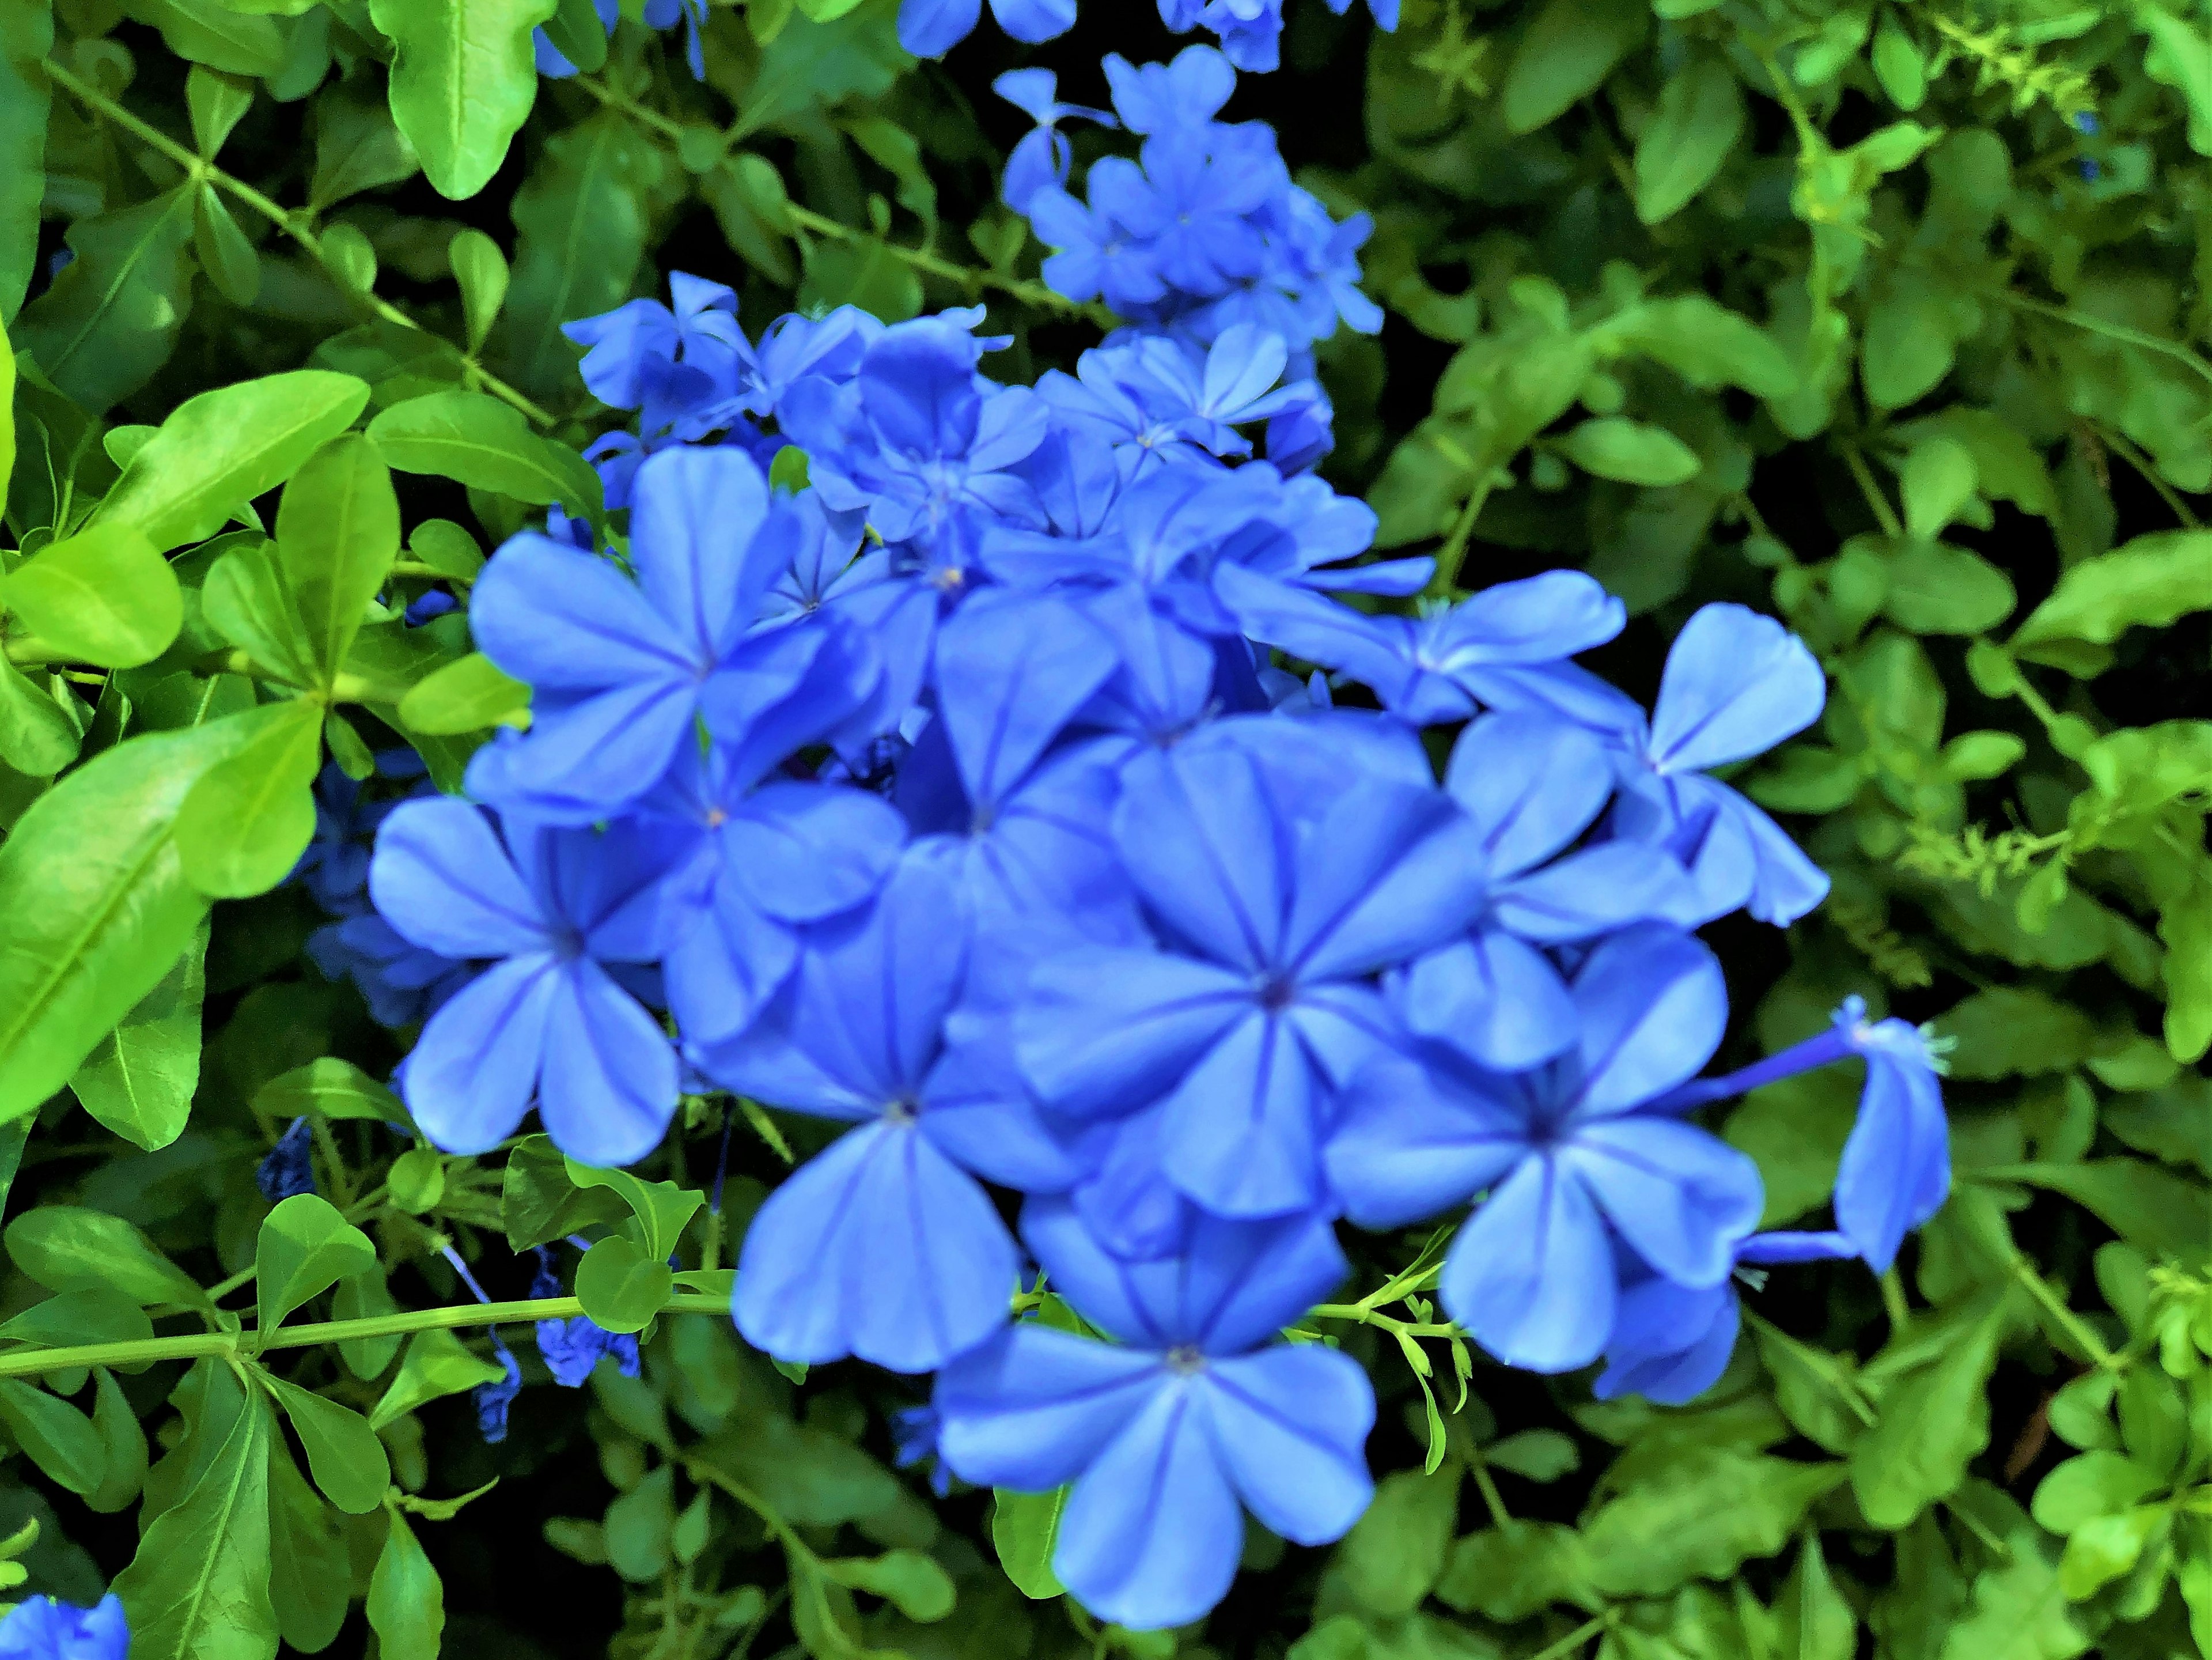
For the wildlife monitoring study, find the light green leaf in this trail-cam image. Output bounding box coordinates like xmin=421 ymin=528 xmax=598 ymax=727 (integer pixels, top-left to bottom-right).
xmin=1609 ymin=294 xmax=1795 ymax=398
xmin=332 ymin=1266 xmax=404 ymax=1382
xmin=1334 ymin=1465 xmax=1459 ymax=1616
xmin=1775 ymin=1535 xmax=1856 ymax=1660
xmin=2031 ymin=1450 xmax=2162 ymax=1536
xmin=821 ymin=1549 xmax=956 ymax=1623
xmin=1933 ymin=1530 xmax=2089 ymax=1660
xmin=5 ymin=1205 xmax=206 ymax=1307
xmin=366 ymin=1511 xmax=445 ymax=1660
xmin=184 ymin=66 xmax=252 ymax=156
xmin=69 ymin=913 xmax=206 ymax=1151
xmin=368 ymin=389 xmax=601 ymax=519
xmin=1582 ymin=1451 xmax=1844 ymax=1597
xmin=92 ymin=370 xmax=370 ymax=553
xmin=1501 ymin=0 xmax=1647 ymax=134
xmin=276 ymin=432 xmax=400 ymax=682
xmin=1979 ymin=1161 xmax=2212 ymax=1265
xmin=575 ymin=1235 xmax=672 ymax=1335
xmin=368 ymin=1329 xmax=507 ymax=1430
xmin=191 ymin=186 xmax=260 ymax=307
xmin=0 ymin=1287 xmax=154 ymax=1351
xmin=564 ymin=1157 xmax=703 ymax=1261
xmin=1882 ymin=541 xmax=2016 ymax=635
xmin=263 ymin=1374 xmax=390 ymax=1514
xmin=1634 ymin=58 xmax=1744 ymax=224
xmin=449 ymin=228 xmax=510 ymax=354
xmin=399 ymin=650 xmax=530 ymax=735
xmin=3 ymin=521 xmax=181 ymax=667
xmin=991 ymin=1488 xmax=1068 ymax=1600
xmin=255 ymin=1056 xmax=411 ymax=1128
xmin=1434 ymin=1521 xmax=1599 ymax=1622
xmin=1484 ymin=1429 xmax=1580 ymax=1481
xmin=369 ymin=0 xmax=557 ymax=200
xmin=2012 ymin=530 xmax=2212 ymax=653
xmin=1849 ymin=1296 xmax=2006 ymax=1529
xmin=0 ymin=1378 xmax=107 ymax=1495
xmin=407 ymin=518 xmax=483 ymax=580
xmin=1902 ymin=436 xmax=1978 ymax=540
xmin=120 ymin=0 xmax=282 ymax=73
xmin=1557 ymin=417 xmax=1702 ymax=486
xmin=255 ymin=1193 xmax=376 ymax=1333
xmin=0 ymin=718 xmax=259 ymax=1119
xmin=0 ymin=657 xmax=82 ymax=776
xmin=173 ymin=699 xmax=324 ymax=899
xmin=111 ymin=1362 xmax=280 ymax=1660
xmin=198 ymin=540 xmax=315 ymax=685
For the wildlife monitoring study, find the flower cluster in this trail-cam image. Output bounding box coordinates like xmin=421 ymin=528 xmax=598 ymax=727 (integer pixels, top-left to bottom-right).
xmin=1005 ymin=50 xmax=1382 ymax=357
xmin=361 ymin=46 xmax=1951 ymax=1635
xmin=0 ymin=1595 xmax=127 ymax=1660
xmin=900 ymin=0 xmax=1397 ymax=71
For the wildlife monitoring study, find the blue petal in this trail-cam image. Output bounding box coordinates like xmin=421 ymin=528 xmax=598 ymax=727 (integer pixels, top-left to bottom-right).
xmin=1392 ymin=931 xmax=1580 ymax=1072
xmin=1115 ymin=740 xmax=1290 ymax=973
xmin=1325 ymin=1050 xmax=1528 ymax=1228
xmin=536 ymin=961 xmax=679 ymax=1167
xmin=897 ymin=0 xmax=982 ymax=55
xmin=1443 ymin=712 xmax=1612 ymax=879
xmin=1566 ymin=927 xmax=1728 ymax=1119
xmin=1562 ymin=1117 xmax=1762 ymax=1288
xmin=471 ymin=535 xmax=692 ymax=688
xmin=627 ymin=448 xmax=777 ymax=664
xmin=1205 ymin=1345 xmax=1374 ymax=1542
xmin=1013 ymin=949 xmax=1248 ymax=1119
xmin=988 ymin=0 xmax=1076 ymax=41
xmin=1834 ymin=1034 xmax=1951 ymax=1272
xmin=1160 ymin=1012 xmax=1327 ymax=1219
xmin=369 ymin=798 xmax=548 ymax=959
xmin=1594 ymin=1277 xmax=1738 ymax=1405
xmin=933 ymin=591 xmax=1118 ymax=810
xmin=1649 ymin=604 xmax=1825 ymax=773
xmin=1440 ymin=1155 xmax=1616 ymax=1372
xmin=662 ymin=886 xmax=798 ymax=1050
xmin=1283 ymin=778 xmax=1488 ymax=981
xmin=934 ymin=1325 xmax=1166 ymax=1490
xmin=402 ymin=955 xmax=560 ymax=1155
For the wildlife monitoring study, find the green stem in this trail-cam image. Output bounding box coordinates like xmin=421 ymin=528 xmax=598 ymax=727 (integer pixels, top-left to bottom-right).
xmin=0 ymin=1293 xmax=728 ymax=1379
xmin=2093 ymin=422 xmax=2203 ymax=529
xmin=567 ymin=74 xmax=1111 ymax=326
xmin=1468 ymin=1458 xmax=1510 ymax=1529
xmin=1524 ymin=1614 xmax=1609 ymax=1660
xmin=41 ymin=60 xmax=558 ymax=431
xmin=1425 ymin=478 xmax=1493 ymax=601
xmin=1840 ymin=442 xmax=1905 ymax=540
xmin=2007 ymin=1254 xmax=2121 ymax=1370
xmin=1982 ymin=284 xmax=2212 ymax=394
xmin=1880 ymin=1268 xmax=1912 ymax=1338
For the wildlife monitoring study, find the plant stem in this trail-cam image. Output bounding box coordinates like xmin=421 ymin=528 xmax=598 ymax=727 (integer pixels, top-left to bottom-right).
xmin=41 ymin=60 xmax=558 ymax=430
xmin=1982 ymin=284 xmax=2212 ymax=394
xmin=1840 ymin=442 xmax=1905 ymax=540
xmin=1524 ymin=1613 xmax=1609 ymax=1660
xmin=2006 ymin=1254 xmax=2120 ymax=1370
xmin=0 ymin=1292 xmax=729 ymax=1379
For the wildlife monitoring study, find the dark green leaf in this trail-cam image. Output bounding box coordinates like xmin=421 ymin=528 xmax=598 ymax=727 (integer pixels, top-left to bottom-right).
xmin=14 ymin=190 xmax=198 ymax=414
xmin=368 ymin=388 xmax=601 ymax=519
xmin=990 ymin=1488 xmax=1067 ymax=1600
xmin=263 ymin=1374 xmax=389 ymax=1514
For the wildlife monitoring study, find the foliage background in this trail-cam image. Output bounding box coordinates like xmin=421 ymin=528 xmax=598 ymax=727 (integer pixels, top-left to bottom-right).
xmin=1 ymin=0 xmax=2210 ymax=1658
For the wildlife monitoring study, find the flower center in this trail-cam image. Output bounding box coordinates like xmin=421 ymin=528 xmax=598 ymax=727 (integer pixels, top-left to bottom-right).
xmin=1256 ymin=974 xmax=1297 ymax=1012
xmin=883 ymin=1098 xmax=919 ymax=1126
xmin=1164 ymin=1344 xmax=1205 ymax=1377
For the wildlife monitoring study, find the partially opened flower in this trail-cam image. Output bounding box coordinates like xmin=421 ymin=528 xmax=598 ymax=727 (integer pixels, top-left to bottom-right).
xmin=934 ymin=1200 xmax=1373 ymax=1630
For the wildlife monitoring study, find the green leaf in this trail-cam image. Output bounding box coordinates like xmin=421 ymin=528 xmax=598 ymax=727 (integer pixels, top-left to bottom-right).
xmin=1556 ymin=418 xmax=1702 ymax=486
xmin=198 ymin=540 xmax=313 ymax=684
xmin=564 ymin=1157 xmax=703 ymax=1261
xmin=368 ymin=389 xmax=601 ymax=520
xmin=1933 ymin=1530 xmax=2089 ymax=1660
xmin=1881 ymin=541 xmax=2016 ymax=635
xmin=575 ymin=1235 xmax=672 ymax=1335
xmin=407 ymin=518 xmax=483 ymax=580
xmin=266 ymin=1434 xmax=349 ymax=1654
xmin=370 ymin=0 xmax=556 ymax=199
xmin=1332 ymin=1465 xmax=1458 ymax=1616
xmin=1849 ymin=1296 xmax=2006 ymax=1529
xmin=173 ymin=699 xmax=324 ymax=899
xmin=2011 ymin=530 xmax=2212 ymax=654
xmin=120 ymin=0 xmax=282 ymax=73
xmin=605 ymin=1464 xmax=675 ymax=1582
xmin=1609 ymin=295 xmax=1795 ymax=398
xmin=309 ymin=77 xmax=422 ymax=209
xmin=184 ymin=66 xmax=252 ymax=156
xmin=821 ymin=1549 xmax=956 ymax=1622
xmin=332 ymin=1266 xmax=404 ymax=1382
xmin=448 ymin=228 xmax=510 ymax=354
xmin=0 ymin=0 xmax=53 ymax=323
xmin=1980 ymin=1161 xmax=2212 ymax=1265
xmin=990 ymin=1488 xmax=1068 ymax=1599
xmin=1941 ymin=987 xmax=2096 ymax=1079
xmin=111 ymin=1362 xmax=280 ymax=1660
xmin=696 ymin=1413 xmax=901 ymax=1528
xmin=255 ymin=1193 xmax=376 ymax=1332
xmin=93 ymin=370 xmax=371 ymax=553
xmin=1581 ymin=1450 xmax=1844 ymax=1597
xmin=399 ymin=650 xmax=530 ymax=735
xmin=368 ymin=1329 xmax=507 ymax=1430
xmin=2 ymin=523 xmax=180 ymax=671
xmin=88 ymin=1364 xmax=149 ymax=1514
xmin=0 ymin=1287 xmax=154 ymax=1351
xmin=1434 ymin=1521 xmax=1599 ymax=1622
xmin=14 ymin=190 xmax=198 ymax=415
xmin=255 ymin=1056 xmax=411 ymax=1127
xmin=2139 ymin=2 xmax=2212 ymax=157
xmin=1485 ymin=1429 xmax=1580 ymax=1481
xmin=2031 ymin=1450 xmax=2162 ymax=1535
xmin=276 ymin=432 xmax=400 ymax=682
xmin=1901 ymin=436 xmax=1978 ymax=540
xmin=5 ymin=1205 xmax=206 ymax=1307
xmin=497 ymin=113 xmax=661 ymax=400
xmin=1634 ymin=58 xmax=1744 ymax=224
xmin=0 ymin=657 xmax=82 ymax=775
xmin=500 ymin=1133 xmax=628 ymax=1249
xmin=263 ymin=1374 xmax=390 ymax=1514
xmin=366 ymin=1511 xmax=445 ymax=1660
xmin=70 ymin=912 xmax=206 ymax=1151
xmin=1501 ymin=0 xmax=1647 ymax=134
xmin=191 ymin=186 xmax=260 ymax=307
xmin=0 ymin=719 xmax=253 ymax=1122
xmin=0 ymin=1378 xmax=108 ymax=1496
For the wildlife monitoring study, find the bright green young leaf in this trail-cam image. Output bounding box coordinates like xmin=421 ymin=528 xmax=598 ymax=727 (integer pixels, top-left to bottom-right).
xmin=368 ymin=1330 xmax=508 ymax=1430
xmin=564 ymin=1158 xmax=703 ymax=1261
xmin=255 ymin=1055 xmax=411 ymax=1127
xmin=263 ymin=1375 xmax=391 ymax=1514
xmin=2011 ymin=530 xmax=2212 ymax=655
xmin=1902 ymin=436 xmax=1979 ymax=540
xmin=70 ymin=913 xmax=206 ymax=1151
xmin=173 ymin=698 xmax=324 ymax=899
xmin=5 ymin=1205 xmax=206 ymax=1308
xmin=449 ymin=228 xmax=511 ymax=352
xmin=1557 ymin=418 xmax=1702 ymax=486
xmin=1774 ymin=1535 xmax=1856 ymax=1660
xmin=0 ymin=1378 xmax=107 ymax=1496
xmin=0 ymin=657 xmax=82 ymax=775
xmin=576 ymin=1235 xmax=673 ymax=1335
xmin=111 ymin=1361 xmax=279 ymax=1660
xmin=192 ymin=186 xmax=260 ymax=307
xmin=255 ymin=1193 xmax=376 ymax=1332
xmin=1609 ymin=294 xmax=1796 ymax=398
xmin=2 ymin=522 xmax=180 ymax=667
xmin=398 ymin=649 xmax=531 ymax=735
xmin=821 ymin=1549 xmax=956 ymax=1622
xmin=991 ymin=1488 xmax=1068 ymax=1600
xmin=275 ymin=431 xmax=401 ymax=682
xmin=0 ymin=718 xmax=258 ymax=1124
xmin=2031 ymin=1451 xmax=2162 ymax=1536
xmin=1850 ymin=1298 xmax=2006 ymax=1529
xmin=1634 ymin=57 xmax=1744 ymax=224
xmin=368 ymin=388 xmax=601 ymax=519
xmin=91 ymin=370 xmax=370 ymax=551
xmin=407 ymin=517 xmax=484 ymax=579
xmin=200 ymin=540 xmax=316 ymax=686
xmin=1933 ymin=1530 xmax=2088 ymax=1660
xmin=369 ymin=0 xmax=558 ymax=200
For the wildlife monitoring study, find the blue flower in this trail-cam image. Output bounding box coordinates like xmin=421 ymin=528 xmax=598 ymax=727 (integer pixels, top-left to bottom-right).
xmin=1596 ymin=1230 xmax=1855 ymax=1405
xmin=0 ymin=1594 xmax=128 ymax=1660
xmin=897 ymin=0 xmax=1074 ymax=56
xmin=527 ymin=1247 xmax=645 ymax=1385
xmin=703 ymin=853 xmax=1075 ymax=1372
xmin=891 ymin=1404 xmax=954 ymax=1498
xmin=1327 ymin=927 xmax=1764 ymax=1372
xmin=996 ymin=69 xmax=1116 ymax=214
xmin=369 ymin=800 xmax=691 ymax=1167
xmin=306 ymin=910 xmax=472 ymax=1030
xmin=934 ymin=1200 xmax=1373 ymax=1631
xmin=562 ymin=275 xmax=754 ymax=426
xmin=475 ymin=1341 xmax=523 ymax=1443
xmin=465 ymin=446 xmax=874 ymax=822
xmin=1014 ymin=716 xmax=1488 ymax=1232
xmin=256 ymin=1117 xmax=316 ymax=1202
